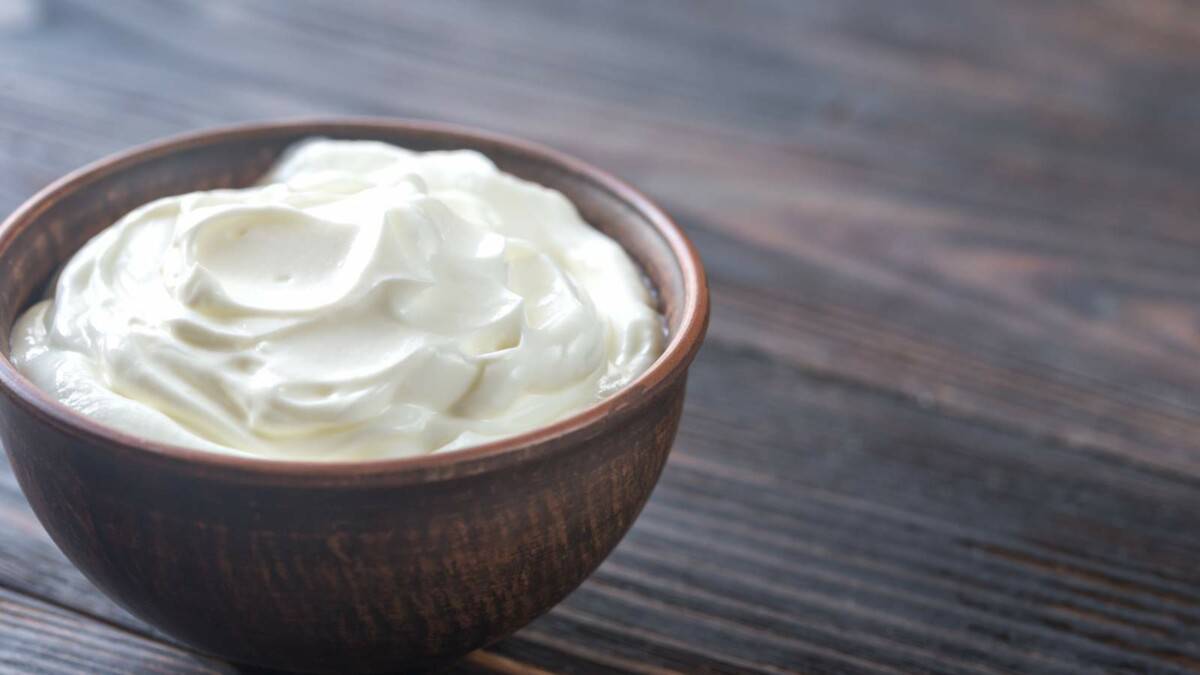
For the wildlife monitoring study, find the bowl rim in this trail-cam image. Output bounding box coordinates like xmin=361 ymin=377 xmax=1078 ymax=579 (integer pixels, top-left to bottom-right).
xmin=0 ymin=118 xmax=709 ymax=482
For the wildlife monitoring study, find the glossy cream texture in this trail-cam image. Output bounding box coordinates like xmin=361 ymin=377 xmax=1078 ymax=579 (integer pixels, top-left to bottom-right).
xmin=10 ymin=139 xmax=663 ymax=460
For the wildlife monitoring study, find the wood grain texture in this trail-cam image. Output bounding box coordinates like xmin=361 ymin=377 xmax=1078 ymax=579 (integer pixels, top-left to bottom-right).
xmin=2 ymin=0 xmax=1200 ymax=672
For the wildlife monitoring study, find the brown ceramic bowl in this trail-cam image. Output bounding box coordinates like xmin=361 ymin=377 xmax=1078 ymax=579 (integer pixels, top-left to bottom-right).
xmin=0 ymin=119 xmax=708 ymax=672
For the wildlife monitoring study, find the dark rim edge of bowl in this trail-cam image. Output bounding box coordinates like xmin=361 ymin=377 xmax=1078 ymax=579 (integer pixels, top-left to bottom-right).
xmin=0 ymin=118 xmax=710 ymax=485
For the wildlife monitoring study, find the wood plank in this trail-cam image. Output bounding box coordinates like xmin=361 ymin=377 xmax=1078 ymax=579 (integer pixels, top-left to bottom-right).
xmin=688 ymin=220 xmax=1200 ymax=477
xmin=0 ymin=586 xmax=229 ymax=675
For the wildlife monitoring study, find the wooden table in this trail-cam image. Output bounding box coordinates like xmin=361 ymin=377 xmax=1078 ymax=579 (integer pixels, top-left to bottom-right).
xmin=3 ymin=1 xmax=1200 ymax=673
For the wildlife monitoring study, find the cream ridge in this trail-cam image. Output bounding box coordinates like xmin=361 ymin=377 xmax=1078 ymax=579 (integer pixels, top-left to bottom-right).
xmin=9 ymin=139 xmax=664 ymax=460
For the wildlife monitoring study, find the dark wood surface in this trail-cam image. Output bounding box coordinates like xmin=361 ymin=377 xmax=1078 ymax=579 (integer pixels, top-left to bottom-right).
xmin=2 ymin=1 xmax=1199 ymax=672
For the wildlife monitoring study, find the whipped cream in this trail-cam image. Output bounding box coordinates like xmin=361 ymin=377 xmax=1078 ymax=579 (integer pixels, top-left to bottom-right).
xmin=10 ymin=139 xmax=663 ymax=460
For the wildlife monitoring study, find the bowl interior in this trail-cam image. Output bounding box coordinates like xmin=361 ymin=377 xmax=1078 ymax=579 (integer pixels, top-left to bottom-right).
xmin=0 ymin=122 xmax=689 ymax=362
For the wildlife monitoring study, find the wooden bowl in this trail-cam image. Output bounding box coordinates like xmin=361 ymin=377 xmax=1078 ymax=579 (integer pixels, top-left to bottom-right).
xmin=0 ymin=120 xmax=708 ymax=673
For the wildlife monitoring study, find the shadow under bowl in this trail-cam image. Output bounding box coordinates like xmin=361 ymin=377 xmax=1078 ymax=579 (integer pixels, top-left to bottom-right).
xmin=0 ymin=119 xmax=708 ymax=673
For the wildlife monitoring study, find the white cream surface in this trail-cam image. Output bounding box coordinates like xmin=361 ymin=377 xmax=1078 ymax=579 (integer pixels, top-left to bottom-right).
xmin=10 ymin=139 xmax=663 ymax=460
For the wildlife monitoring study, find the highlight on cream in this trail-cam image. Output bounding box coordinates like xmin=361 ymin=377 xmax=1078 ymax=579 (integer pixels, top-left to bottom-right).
xmin=10 ymin=139 xmax=664 ymax=460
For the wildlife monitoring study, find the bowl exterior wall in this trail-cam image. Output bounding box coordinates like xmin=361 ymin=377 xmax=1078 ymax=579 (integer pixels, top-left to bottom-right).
xmin=0 ymin=376 xmax=685 ymax=672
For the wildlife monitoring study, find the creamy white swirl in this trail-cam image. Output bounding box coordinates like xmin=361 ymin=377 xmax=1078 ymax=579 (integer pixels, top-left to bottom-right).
xmin=10 ymin=139 xmax=663 ymax=460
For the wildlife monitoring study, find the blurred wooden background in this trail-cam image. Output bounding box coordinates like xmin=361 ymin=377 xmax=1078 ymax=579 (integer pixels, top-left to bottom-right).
xmin=2 ymin=1 xmax=1200 ymax=672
